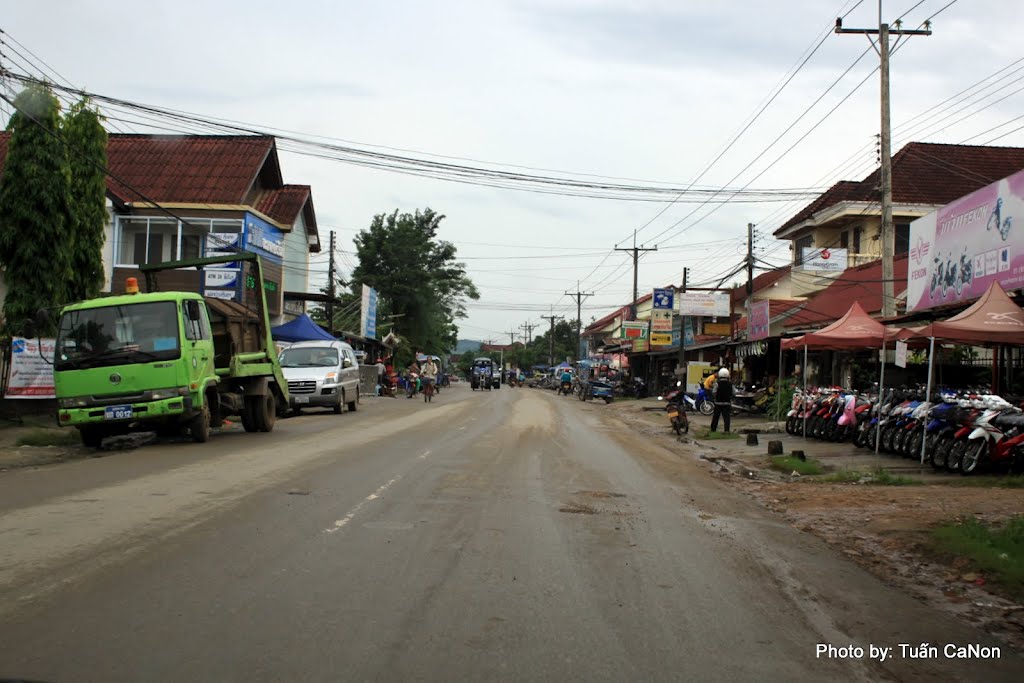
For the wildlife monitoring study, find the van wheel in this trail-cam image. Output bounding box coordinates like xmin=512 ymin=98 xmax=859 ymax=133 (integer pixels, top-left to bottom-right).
xmin=190 ymin=403 xmax=211 ymax=443
xmin=348 ymin=388 xmax=359 ymax=412
xmin=334 ymin=393 xmax=343 ymax=414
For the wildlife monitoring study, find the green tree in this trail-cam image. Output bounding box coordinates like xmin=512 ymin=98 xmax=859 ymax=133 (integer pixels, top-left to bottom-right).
xmin=350 ymin=208 xmax=478 ymax=364
xmin=531 ymin=319 xmax=579 ymax=365
xmin=0 ymin=85 xmax=74 ymax=335
xmin=62 ymin=98 xmax=108 ymax=301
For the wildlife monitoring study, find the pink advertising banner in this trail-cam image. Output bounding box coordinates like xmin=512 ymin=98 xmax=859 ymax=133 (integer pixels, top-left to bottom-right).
xmin=748 ymin=300 xmax=770 ymax=341
xmin=907 ymin=168 xmax=1024 ymax=312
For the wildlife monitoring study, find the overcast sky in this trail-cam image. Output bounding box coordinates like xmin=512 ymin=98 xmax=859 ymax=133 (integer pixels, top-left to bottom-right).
xmin=3 ymin=0 xmax=1023 ymax=343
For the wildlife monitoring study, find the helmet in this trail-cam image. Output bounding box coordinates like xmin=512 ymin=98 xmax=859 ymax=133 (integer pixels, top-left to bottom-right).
xmin=718 ymin=368 xmax=730 ymax=378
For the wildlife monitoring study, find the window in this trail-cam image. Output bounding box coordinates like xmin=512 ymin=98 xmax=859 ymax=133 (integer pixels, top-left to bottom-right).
xmin=853 ymin=227 xmax=862 ymax=254
xmin=895 ymin=223 xmax=910 ymax=256
xmin=840 ymin=231 xmax=849 ymax=248
xmin=115 ymin=216 xmax=244 ymax=266
xmin=794 ymin=235 xmax=813 ymax=266
xmin=183 ymin=300 xmax=211 ymax=341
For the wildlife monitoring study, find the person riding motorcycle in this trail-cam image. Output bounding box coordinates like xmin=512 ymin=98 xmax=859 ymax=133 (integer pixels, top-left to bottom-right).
xmin=405 ymin=360 xmax=421 ymax=398
xmin=559 ymin=368 xmax=573 ymax=395
xmin=421 ymin=357 xmax=438 ymax=395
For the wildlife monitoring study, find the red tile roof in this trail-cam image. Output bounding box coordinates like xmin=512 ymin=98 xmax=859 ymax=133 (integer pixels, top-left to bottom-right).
xmin=256 ymin=185 xmax=311 ymax=225
xmin=776 ymin=142 xmax=1024 ymax=235
xmin=0 ymin=132 xmax=279 ymax=206
xmin=105 ymin=134 xmax=276 ymax=205
xmin=783 ymin=257 xmax=909 ymax=328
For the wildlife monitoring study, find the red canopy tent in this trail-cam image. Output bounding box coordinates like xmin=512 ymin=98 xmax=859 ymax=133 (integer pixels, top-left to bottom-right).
xmin=784 ymin=301 xmax=901 ymax=445
xmin=901 ymin=281 xmax=1024 ymax=345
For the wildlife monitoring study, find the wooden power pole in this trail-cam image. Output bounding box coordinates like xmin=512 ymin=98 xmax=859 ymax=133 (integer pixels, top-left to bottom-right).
xmin=615 ymin=230 xmax=657 ymax=309
xmin=836 ymin=11 xmax=931 ymax=317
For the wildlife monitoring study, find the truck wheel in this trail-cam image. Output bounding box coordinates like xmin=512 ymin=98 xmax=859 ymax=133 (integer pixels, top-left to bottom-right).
xmin=242 ymin=398 xmax=260 ymax=433
xmin=79 ymin=425 xmax=105 ymax=449
xmin=190 ymin=403 xmax=211 ymax=443
xmin=258 ymin=393 xmax=276 ymax=432
xmin=347 ymin=388 xmax=359 ymax=412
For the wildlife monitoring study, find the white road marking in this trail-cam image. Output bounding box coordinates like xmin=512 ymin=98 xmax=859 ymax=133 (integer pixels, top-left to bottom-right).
xmin=325 ymin=475 xmax=402 ymax=534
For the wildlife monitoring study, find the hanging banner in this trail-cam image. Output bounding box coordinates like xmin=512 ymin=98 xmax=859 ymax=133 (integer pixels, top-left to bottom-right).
xmin=907 ymin=168 xmax=1024 ymax=312
xmin=894 ymin=340 xmax=908 ymax=369
xmin=5 ymin=337 xmax=56 ymax=399
xmin=360 ymin=284 xmax=378 ymax=339
xmin=683 ymin=317 xmax=694 ymax=346
xmin=677 ymin=291 xmax=730 ymax=317
xmin=748 ymin=299 xmax=770 ymax=341
xmin=799 ymin=248 xmax=848 ymax=272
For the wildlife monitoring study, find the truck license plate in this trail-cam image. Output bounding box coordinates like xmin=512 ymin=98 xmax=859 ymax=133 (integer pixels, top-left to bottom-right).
xmin=294 ymin=396 xmax=310 ymax=404
xmin=104 ymin=405 xmax=133 ymax=420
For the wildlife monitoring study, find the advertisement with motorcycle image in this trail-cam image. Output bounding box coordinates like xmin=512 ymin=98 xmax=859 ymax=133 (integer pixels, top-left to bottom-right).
xmin=907 ymin=168 xmax=1024 ymax=312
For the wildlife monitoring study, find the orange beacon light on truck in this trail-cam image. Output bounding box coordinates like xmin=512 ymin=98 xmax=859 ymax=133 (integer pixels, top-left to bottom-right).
xmin=125 ymin=277 xmax=140 ymax=294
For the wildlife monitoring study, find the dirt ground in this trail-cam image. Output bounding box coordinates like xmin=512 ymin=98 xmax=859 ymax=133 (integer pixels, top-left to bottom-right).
xmin=600 ymin=396 xmax=1024 ymax=651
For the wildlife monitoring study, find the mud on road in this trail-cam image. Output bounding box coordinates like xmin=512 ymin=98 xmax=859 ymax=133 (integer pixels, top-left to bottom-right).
xmin=588 ymin=397 xmax=1024 ymax=652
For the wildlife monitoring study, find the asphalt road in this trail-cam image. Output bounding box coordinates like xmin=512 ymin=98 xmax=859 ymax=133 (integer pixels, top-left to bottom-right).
xmin=0 ymin=384 xmax=1021 ymax=682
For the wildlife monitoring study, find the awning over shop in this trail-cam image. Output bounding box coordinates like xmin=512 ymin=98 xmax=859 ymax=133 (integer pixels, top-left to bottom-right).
xmin=900 ymin=281 xmax=1024 ymax=345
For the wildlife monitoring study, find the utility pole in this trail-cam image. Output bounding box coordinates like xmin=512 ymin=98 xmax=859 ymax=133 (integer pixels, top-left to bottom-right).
xmin=836 ymin=9 xmax=931 ymax=317
xmin=541 ymin=309 xmax=563 ymax=368
xmin=746 ymin=223 xmax=755 ymax=296
xmin=676 ymin=267 xmax=688 ymax=373
xmin=326 ymin=230 xmax=336 ymax=336
xmin=520 ymin=322 xmax=537 ymax=345
xmin=564 ymin=281 xmax=593 ymax=360
xmin=615 ymin=230 xmax=657 ymax=312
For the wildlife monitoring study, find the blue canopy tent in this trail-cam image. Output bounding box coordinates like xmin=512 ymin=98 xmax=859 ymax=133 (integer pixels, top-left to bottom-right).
xmin=271 ymin=314 xmax=336 ymax=343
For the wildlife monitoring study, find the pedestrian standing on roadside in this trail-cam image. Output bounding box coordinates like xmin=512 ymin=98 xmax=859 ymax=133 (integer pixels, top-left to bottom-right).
xmin=710 ymin=367 xmax=734 ymax=433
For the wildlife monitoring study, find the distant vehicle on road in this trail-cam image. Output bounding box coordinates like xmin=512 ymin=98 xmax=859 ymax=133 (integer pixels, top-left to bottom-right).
xmin=470 ymin=358 xmax=499 ymax=390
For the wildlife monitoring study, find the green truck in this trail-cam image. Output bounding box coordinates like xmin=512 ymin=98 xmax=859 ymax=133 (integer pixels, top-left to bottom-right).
xmin=53 ymin=253 xmax=289 ymax=447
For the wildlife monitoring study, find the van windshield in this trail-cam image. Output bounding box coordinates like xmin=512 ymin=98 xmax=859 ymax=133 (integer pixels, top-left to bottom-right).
xmin=280 ymin=347 xmax=339 ymax=367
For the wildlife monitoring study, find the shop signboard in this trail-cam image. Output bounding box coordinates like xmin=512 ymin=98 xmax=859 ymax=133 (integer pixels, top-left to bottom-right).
xmin=650 ymin=308 xmax=672 ymax=333
xmin=650 ymin=333 xmax=673 ymax=347
xmin=672 ymin=315 xmax=682 ymax=347
xmin=748 ymin=299 xmax=770 ymax=341
xmin=204 ymin=289 xmax=237 ymax=301
xmin=895 ymin=340 xmax=908 ymax=369
xmin=799 ymin=247 xmax=847 ymax=272
xmin=204 ymin=269 xmax=239 ymax=289
xmin=5 ymin=337 xmax=56 ymax=398
xmin=620 ymin=321 xmax=649 ymax=339
xmin=677 ymin=291 xmax=730 ymax=317
xmin=703 ymin=321 xmax=732 ymax=336
xmin=683 ymin=317 xmax=694 ymax=346
xmin=907 ymin=168 xmax=1024 ymax=312
xmin=632 ymin=338 xmax=649 ymax=353
xmin=652 ymin=288 xmax=674 ymax=310
xmin=243 ymin=215 xmax=284 ymax=263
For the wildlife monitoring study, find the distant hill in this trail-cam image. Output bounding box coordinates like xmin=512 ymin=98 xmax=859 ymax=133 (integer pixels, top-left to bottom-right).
xmin=455 ymin=339 xmax=481 ymax=354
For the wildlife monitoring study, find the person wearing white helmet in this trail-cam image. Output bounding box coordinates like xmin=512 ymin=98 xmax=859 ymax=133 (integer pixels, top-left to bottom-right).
xmin=710 ymin=367 xmax=735 ymax=433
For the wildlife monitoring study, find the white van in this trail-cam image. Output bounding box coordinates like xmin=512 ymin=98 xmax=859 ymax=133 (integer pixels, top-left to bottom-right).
xmin=279 ymin=340 xmax=361 ymax=414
